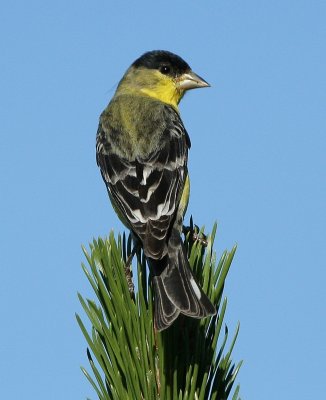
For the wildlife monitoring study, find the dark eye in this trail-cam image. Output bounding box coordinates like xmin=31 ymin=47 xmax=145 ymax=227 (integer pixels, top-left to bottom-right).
xmin=159 ymin=65 xmax=171 ymax=74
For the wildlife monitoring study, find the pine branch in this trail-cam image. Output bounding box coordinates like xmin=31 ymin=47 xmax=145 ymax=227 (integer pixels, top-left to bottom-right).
xmin=76 ymin=221 xmax=242 ymax=399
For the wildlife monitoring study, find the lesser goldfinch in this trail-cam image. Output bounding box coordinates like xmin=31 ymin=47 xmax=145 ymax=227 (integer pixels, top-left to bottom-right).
xmin=96 ymin=50 xmax=215 ymax=330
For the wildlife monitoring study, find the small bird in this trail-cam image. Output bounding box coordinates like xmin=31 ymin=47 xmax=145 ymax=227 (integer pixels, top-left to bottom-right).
xmin=96 ymin=50 xmax=216 ymax=330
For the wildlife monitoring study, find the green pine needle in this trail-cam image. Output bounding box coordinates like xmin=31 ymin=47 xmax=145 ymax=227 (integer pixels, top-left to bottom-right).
xmin=77 ymin=221 xmax=242 ymax=399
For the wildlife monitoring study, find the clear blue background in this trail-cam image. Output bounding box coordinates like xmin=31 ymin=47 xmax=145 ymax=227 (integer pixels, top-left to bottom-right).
xmin=1 ymin=1 xmax=325 ymax=398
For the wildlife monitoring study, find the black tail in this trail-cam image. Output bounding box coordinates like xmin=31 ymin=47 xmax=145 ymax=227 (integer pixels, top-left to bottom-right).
xmin=149 ymin=237 xmax=216 ymax=331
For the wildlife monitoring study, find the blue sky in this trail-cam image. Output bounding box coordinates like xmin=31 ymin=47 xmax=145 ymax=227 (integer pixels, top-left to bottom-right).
xmin=1 ymin=0 xmax=325 ymax=398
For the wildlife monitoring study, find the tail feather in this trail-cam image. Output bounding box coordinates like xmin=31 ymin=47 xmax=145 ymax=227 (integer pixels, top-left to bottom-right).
xmin=150 ymin=240 xmax=216 ymax=331
xmin=152 ymin=277 xmax=180 ymax=330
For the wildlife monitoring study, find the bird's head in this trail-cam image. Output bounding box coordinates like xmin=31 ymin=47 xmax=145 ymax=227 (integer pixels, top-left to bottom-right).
xmin=117 ymin=50 xmax=210 ymax=109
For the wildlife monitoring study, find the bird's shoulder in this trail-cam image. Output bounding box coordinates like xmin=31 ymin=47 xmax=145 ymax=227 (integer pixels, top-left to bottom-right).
xmin=97 ymin=94 xmax=190 ymax=160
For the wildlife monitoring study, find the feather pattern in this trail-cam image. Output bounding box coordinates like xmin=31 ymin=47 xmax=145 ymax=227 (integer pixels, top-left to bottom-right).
xmin=97 ymin=102 xmax=189 ymax=259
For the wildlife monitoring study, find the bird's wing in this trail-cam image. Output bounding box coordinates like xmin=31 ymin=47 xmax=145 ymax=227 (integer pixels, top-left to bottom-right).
xmin=96 ymin=105 xmax=190 ymax=259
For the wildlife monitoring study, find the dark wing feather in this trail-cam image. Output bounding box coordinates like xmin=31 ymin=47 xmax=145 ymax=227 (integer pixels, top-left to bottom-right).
xmin=96 ymin=105 xmax=190 ymax=260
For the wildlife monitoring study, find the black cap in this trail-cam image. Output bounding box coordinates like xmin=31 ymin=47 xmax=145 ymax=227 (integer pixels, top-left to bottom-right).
xmin=132 ymin=50 xmax=191 ymax=77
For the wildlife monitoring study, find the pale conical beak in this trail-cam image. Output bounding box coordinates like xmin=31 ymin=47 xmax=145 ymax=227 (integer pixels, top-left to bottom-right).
xmin=177 ymin=70 xmax=210 ymax=90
